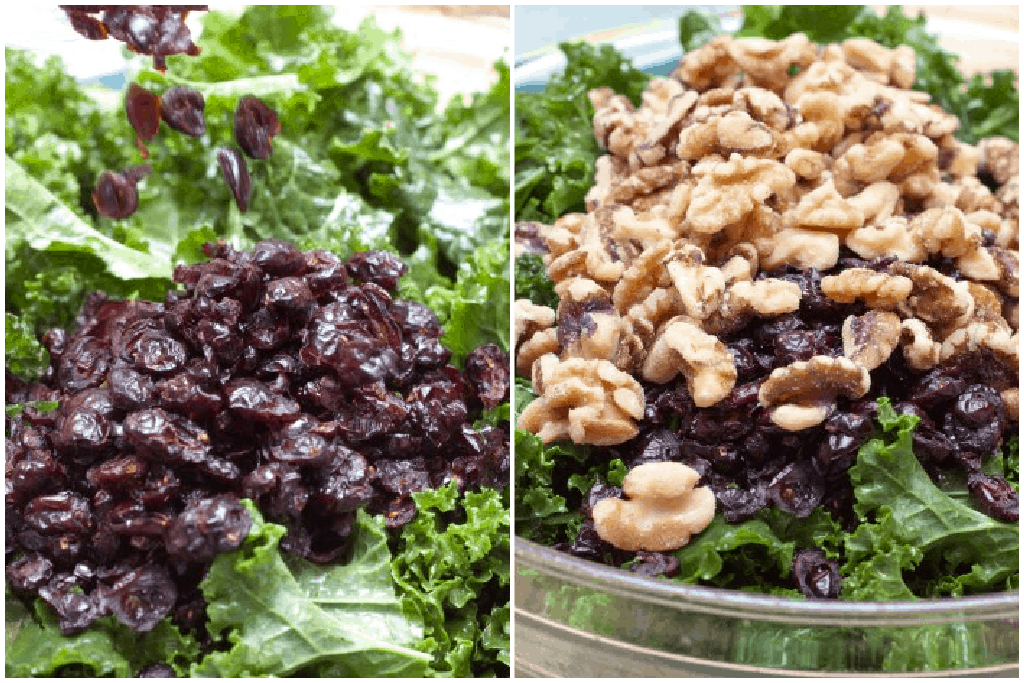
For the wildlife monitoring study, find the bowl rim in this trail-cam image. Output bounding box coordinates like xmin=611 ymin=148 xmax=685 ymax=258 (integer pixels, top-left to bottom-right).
xmin=516 ymin=536 xmax=1020 ymax=625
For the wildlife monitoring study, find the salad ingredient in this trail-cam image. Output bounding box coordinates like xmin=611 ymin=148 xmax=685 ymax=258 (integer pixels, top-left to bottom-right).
xmin=591 ymin=461 xmax=715 ymax=552
xmin=160 ymin=87 xmax=206 ymax=137
xmin=517 ymin=355 xmax=644 ymax=446
xmin=60 ymin=5 xmax=207 ymax=72
xmin=792 ymin=548 xmax=841 ymax=598
xmin=125 ymin=84 xmax=162 ymax=158
xmin=215 ymin=147 xmax=251 ymax=212
xmin=92 ymin=166 xmax=151 ymax=219
xmin=234 ymin=97 xmax=281 ymax=160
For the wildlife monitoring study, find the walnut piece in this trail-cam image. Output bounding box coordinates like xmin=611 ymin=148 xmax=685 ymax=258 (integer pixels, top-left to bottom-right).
xmin=842 ymin=310 xmax=901 ymax=370
xmin=514 ymin=299 xmax=556 ymax=348
xmin=900 ymin=318 xmax=942 ymax=370
xmin=592 ymin=462 xmax=716 ymax=552
xmin=518 ymin=355 xmax=644 ymax=446
xmin=516 ymin=328 xmax=558 ymax=377
xmin=759 ymin=356 xmax=871 ymax=430
xmin=821 ymin=268 xmax=913 ymax=308
xmin=641 ymin=319 xmax=737 ymax=407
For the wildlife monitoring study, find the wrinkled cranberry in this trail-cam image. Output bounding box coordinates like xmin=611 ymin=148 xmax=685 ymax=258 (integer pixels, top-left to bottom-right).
xmin=967 ymin=471 xmax=1019 ymax=522
xmin=234 ymin=96 xmax=280 ymax=159
xmin=125 ymin=83 xmax=162 ymax=158
xmin=464 ymin=344 xmax=510 ymax=410
xmin=164 ymin=494 xmax=252 ymax=562
xmin=631 ymin=551 xmax=680 ymax=578
xmin=138 ymin=663 xmax=177 ymax=678
xmin=767 ymin=461 xmax=824 ymax=518
xmin=216 ymin=147 xmax=251 ymax=212
xmin=161 ymin=87 xmax=205 ymax=137
xmin=6 ymin=552 xmax=54 ymax=592
xmin=345 ymin=251 xmax=408 ymax=291
xmin=96 ymin=564 xmax=177 ymax=632
xmin=93 ymin=166 xmax=150 ymax=219
xmin=792 ymin=549 xmax=841 ymax=599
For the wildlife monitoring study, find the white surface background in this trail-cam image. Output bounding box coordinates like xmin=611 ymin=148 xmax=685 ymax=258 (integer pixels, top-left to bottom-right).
xmin=4 ymin=5 xmax=510 ymax=108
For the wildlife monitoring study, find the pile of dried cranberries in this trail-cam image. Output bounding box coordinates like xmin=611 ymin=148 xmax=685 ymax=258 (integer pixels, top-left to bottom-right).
xmin=5 ymin=239 xmax=509 ymax=638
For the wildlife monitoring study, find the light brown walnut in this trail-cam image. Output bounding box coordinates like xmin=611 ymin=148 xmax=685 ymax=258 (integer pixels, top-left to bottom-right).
xmin=518 ymin=354 xmax=645 ymax=446
xmin=641 ymin=319 xmax=737 ymax=407
xmin=758 ymin=356 xmax=871 ymax=431
xmin=842 ymin=310 xmax=901 ymax=370
xmin=592 ymin=462 xmax=716 ymax=552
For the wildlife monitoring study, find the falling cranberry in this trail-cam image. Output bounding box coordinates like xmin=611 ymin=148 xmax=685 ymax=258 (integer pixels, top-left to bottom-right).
xmin=216 ymin=147 xmax=252 ymax=212
xmin=61 ymin=6 xmax=208 ymax=73
xmin=234 ymin=97 xmax=281 ymax=159
xmin=92 ymin=166 xmax=151 ymax=219
xmin=125 ymin=83 xmax=162 ymax=158
xmin=161 ymin=87 xmax=205 ymax=137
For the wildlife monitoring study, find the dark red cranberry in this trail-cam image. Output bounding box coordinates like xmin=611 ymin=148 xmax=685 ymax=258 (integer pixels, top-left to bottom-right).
xmin=161 ymin=87 xmax=205 ymax=137
xmin=125 ymin=83 xmax=162 ymax=158
xmin=93 ymin=166 xmax=151 ymax=219
xmin=216 ymin=147 xmax=251 ymax=212
xmin=792 ymin=549 xmax=841 ymax=599
xmin=234 ymin=96 xmax=280 ymax=159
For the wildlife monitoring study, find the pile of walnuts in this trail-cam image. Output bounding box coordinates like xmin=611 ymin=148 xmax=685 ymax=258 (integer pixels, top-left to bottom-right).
xmin=516 ymin=34 xmax=1018 ymax=579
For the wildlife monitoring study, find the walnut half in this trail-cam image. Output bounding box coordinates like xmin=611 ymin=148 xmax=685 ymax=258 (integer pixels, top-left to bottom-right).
xmin=758 ymin=356 xmax=871 ymax=430
xmin=592 ymin=462 xmax=716 ymax=552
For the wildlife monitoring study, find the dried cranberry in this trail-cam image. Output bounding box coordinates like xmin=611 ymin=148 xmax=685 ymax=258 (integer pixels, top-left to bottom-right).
xmin=96 ymin=564 xmax=177 ymax=632
xmin=715 ymin=485 xmax=768 ymax=522
xmin=580 ymin=482 xmax=622 ymax=519
xmin=164 ymin=494 xmax=252 ymax=562
xmin=216 ymin=147 xmax=251 ymax=212
xmin=767 ymin=461 xmax=824 ymax=518
xmin=39 ymin=574 xmax=100 ymax=634
xmin=264 ymin=277 xmax=313 ymax=316
xmin=344 ymin=251 xmax=408 ymax=291
xmin=464 ymin=344 xmax=510 ymax=410
xmin=234 ymin=97 xmax=280 ymax=159
xmin=93 ymin=166 xmax=150 ymax=219
xmin=967 ymin=472 xmax=1019 ymax=522
xmin=631 ymin=551 xmax=680 ymax=578
xmin=161 ymin=87 xmax=205 ymax=137
xmin=6 ymin=552 xmax=54 ymax=592
xmin=628 ymin=429 xmax=681 ymax=469
xmin=792 ymin=549 xmax=841 ymax=599
xmin=24 ymin=492 xmax=94 ymax=536
xmin=123 ymin=408 xmax=210 ymax=464
xmin=138 ymin=663 xmax=177 ymax=678
xmin=226 ymin=379 xmax=301 ymax=424
xmin=63 ymin=7 xmax=109 ymax=40
xmin=126 ymin=83 xmax=162 ymax=158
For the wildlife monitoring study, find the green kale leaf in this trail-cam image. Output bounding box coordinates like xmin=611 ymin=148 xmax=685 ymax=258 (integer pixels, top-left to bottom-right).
xmin=193 ymin=501 xmax=430 ymax=677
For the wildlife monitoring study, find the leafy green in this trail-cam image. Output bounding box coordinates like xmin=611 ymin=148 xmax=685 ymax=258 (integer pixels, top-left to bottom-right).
xmin=514 ymin=429 xmax=587 ymax=546
xmin=5 ymin=584 xmax=199 ymax=678
xmin=193 ymin=501 xmax=430 ymax=677
xmin=390 ymin=484 xmax=511 ymax=676
xmin=842 ymin=399 xmax=1019 ymax=600
xmin=671 ymin=515 xmax=796 ymax=588
xmin=513 ymin=253 xmax=558 ymax=310
xmin=515 ymin=42 xmax=650 ymax=223
xmin=5 ymin=313 xmax=49 ymax=382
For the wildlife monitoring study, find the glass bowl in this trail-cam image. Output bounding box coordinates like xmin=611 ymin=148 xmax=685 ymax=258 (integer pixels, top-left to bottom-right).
xmin=513 ymin=8 xmax=1020 ymax=677
xmin=515 ymin=538 xmax=1018 ymax=676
